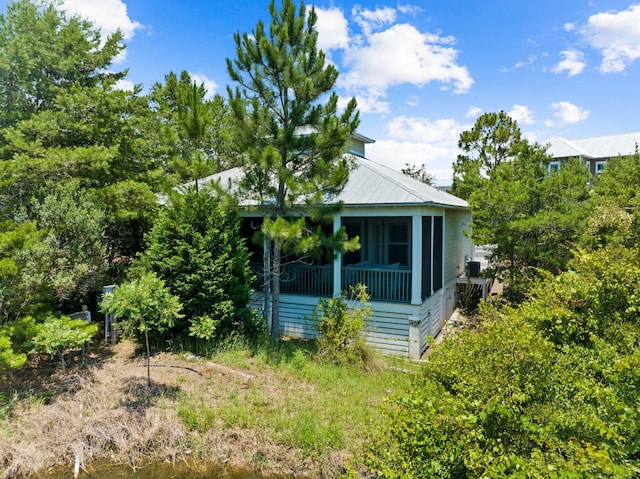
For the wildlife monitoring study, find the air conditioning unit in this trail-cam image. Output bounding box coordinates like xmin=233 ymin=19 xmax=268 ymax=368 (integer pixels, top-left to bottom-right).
xmin=466 ymin=261 xmax=481 ymax=278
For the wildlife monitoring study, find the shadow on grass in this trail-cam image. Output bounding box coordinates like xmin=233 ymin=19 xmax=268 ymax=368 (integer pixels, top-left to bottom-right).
xmin=0 ymin=337 xmax=119 ymax=418
xmin=119 ymin=377 xmax=181 ymax=410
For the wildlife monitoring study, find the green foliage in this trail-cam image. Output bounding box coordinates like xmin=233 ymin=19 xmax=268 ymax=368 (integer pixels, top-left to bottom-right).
xmin=151 ymin=71 xmax=241 ymax=185
xmin=0 ymin=329 xmax=26 ymax=370
xmin=31 ymin=315 xmax=98 ymax=371
xmin=0 ymin=1 xmax=166 ymax=263
xmin=141 ymin=191 xmax=259 ymax=344
xmin=227 ymin=0 xmax=360 ymax=338
xmin=521 ymin=245 xmax=640 ymax=347
xmin=590 ymin=151 xmax=640 ymax=246
xmin=367 ymin=245 xmax=640 ymax=478
xmin=31 ymin=181 xmax=108 ymax=308
xmin=101 ymin=272 xmax=183 ymax=385
xmin=0 ymin=220 xmax=48 ymax=321
xmin=401 ymin=163 xmax=434 ymax=185
xmin=451 ymin=110 xmax=522 ymax=200
xmin=454 ymin=112 xmax=591 ymax=299
xmin=314 ymin=284 xmax=378 ymax=370
xmin=0 ymin=0 xmax=125 ymax=129
xmin=100 ymin=272 xmax=183 ymax=342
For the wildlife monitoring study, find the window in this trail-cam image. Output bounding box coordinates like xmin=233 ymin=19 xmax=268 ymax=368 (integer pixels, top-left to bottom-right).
xmin=596 ymin=161 xmax=607 ymax=173
xmin=342 ymin=217 xmax=411 ymax=267
xmin=388 ymin=221 xmax=410 ymax=266
xmin=548 ymin=161 xmax=560 ymax=172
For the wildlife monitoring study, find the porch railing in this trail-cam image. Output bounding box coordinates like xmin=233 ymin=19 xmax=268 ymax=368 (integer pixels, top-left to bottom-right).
xmin=342 ymin=266 xmax=411 ymax=303
xmin=251 ymin=262 xmax=411 ymax=303
xmin=251 ymin=262 xmax=333 ymax=297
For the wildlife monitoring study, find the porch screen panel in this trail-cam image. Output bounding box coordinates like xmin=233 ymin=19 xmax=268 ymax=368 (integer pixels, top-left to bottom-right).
xmin=342 ymin=218 xmax=365 ymax=265
xmin=421 ymin=216 xmax=432 ymax=299
xmin=433 ymin=216 xmax=443 ymax=292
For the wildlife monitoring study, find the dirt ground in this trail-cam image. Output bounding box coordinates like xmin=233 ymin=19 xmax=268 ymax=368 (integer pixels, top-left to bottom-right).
xmin=0 ymin=341 xmax=340 ymax=479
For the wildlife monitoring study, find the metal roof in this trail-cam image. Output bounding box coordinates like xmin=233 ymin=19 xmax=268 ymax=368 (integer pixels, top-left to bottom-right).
xmin=544 ymin=131 xmax=640 ymax=160
xmin=200 ymin=156 xmax=469 ymax=209
xmin=335 ymin=157 xmax=468 ymax=208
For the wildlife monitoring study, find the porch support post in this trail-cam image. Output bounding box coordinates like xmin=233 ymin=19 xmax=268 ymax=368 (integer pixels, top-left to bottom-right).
xmin=411 ymin=215 xmax=422 ymax=305
xmin=333 ymin=215 xmax=342 ymax=297
xmin=408 ymin=315 xmax=421 ymax=359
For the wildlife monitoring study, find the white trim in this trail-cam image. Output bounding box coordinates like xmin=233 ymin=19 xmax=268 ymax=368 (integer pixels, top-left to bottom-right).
xmin=411 ymin=215 xmax=422 ymax=305
xmin=333 ymin=215 xmax=342 ymax=297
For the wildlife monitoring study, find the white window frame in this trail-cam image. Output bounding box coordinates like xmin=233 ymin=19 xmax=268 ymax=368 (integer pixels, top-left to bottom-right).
xmin=595 ymin=160 xmax=607 ymax=173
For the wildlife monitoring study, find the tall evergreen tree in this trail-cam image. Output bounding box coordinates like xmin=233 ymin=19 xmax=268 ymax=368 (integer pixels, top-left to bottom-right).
xmin=141 ymin=190 xmax=258 ymax=344
xmin=0 ymin=0 xmax=124 ymax=130
xmin=0 ymin=1 xmax=166 ymax=267
xmin=151 ymin=71 xmax=241 ymax=187
xmin=455 ymin=112 xmax=590 ymax=299
xmin=451 ymin=110 xmax=522 ymax=200
xmin=227 ymin=0 xmax=359 ymax=339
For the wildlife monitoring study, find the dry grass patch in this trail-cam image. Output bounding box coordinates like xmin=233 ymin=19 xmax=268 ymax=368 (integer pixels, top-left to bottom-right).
xmin=0 ymin=340 xmax=415 ymax=479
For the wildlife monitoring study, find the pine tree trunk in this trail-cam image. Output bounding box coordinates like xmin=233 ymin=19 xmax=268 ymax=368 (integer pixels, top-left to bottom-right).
xmin=263 ymin=238 xmax=271 ymax=327
xmin=271 ymin=242 xmax=281 ymax=341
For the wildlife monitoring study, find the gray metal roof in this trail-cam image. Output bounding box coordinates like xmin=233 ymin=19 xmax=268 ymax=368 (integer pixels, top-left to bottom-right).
xmin=544 ymin=131 xmax=640 ymax=160
xmin=336 ymin=157 xmax=468 ymax=208
xmin=200 ymin=156 xmax=468 ymax=209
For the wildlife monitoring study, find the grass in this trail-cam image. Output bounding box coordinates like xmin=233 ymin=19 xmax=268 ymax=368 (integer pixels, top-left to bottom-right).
xmin=176 ymin=337 xmax=416 ymax=460
xmin=0 ymin=338 xmax=418 ymax=478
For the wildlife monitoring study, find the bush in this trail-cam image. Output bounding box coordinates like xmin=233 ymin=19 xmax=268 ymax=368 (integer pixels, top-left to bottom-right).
xmin=31 ymin=315 xmax=98 ymax=371
xmin=141 ymin=190 xmax=259 ymax=345
xmin=313 ymin=284 xmax=379 ymax=370
xmin=366 ymin=245 xmax=640 ymax=478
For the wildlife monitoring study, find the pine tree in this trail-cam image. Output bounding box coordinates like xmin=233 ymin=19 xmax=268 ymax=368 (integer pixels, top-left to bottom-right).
xmin=151 ymin=71 xmax=241 ymax=187
xmin=227 ymin=0 xmax=359 ymax=340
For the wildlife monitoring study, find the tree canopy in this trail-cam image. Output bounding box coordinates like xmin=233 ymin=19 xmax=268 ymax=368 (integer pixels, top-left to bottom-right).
xmin=454 ymin=112 xmax=591 ymax=298
xmin=227 ymin=0 xmax=360 ymax=339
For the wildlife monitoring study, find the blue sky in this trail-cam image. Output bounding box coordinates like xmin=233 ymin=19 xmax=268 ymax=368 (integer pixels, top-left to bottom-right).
xmin=11 ymin=0 xmax=640 ymax=181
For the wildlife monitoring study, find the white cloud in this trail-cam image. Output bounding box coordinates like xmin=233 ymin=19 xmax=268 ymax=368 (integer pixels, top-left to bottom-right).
xmin=368 ymin=140 xmax=457 ymax=180
xmin=552 ymin=49 xmax=586 ymax=76
xmin=501 ymin=55 xmax=536 ymax=72
xmin=386 ymin=116 xmax=462 ymax=143
xmin=60 ymin=0 xmax=143 ymax=41
xmin=313 ymin=4 xmax=473 ymax=115
xmin=406 ymin=95 xmax=420 ymax=107
xmin=397 ymin=4 xmax=424 ymax=16
xmin=352 ymin=5 xmax=396 ymax=36
xmin=581 ymin=4 xmax=640 ymax=73
xmin=314 ymin=6 xmax=350 ymax=50
xmin=58 ymin=0 xmax=143 ymax=64
xmin=550 ymin=101 xmax=590 ymax=123
xmin=365 ymin=116 xmax=468 ymax=180
xmin=466 ymin=106 xmax=483 ymax=118
xmin=508 ymin=105 xmax=535 ymax=125
xmin=341 ymin=23 xmax=473 ymax=95
xmin=114 ymin=79 xmax=134 ymax=92
xmin=189 ymin=73 xmax=218 ymax=99
xmin=338 ymin=91 xmax=390 ymax=114
xmin=564 ymin=22 xmax=576 ymax=32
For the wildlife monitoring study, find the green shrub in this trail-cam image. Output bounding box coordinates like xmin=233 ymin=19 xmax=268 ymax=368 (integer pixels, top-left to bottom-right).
xmin=366 ymin=245 xmax=640 ymax=478
xmin=31 ymin=315 xmax=98 ymax=371
xmin=313 ymin=284 xmax=379 ymax=370
xmin=141 ymin=190 xmax=260 ymax=344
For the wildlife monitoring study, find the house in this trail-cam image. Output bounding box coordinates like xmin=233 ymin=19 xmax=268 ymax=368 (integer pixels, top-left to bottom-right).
xmin=201 ymin=134 xmax=473 ymax=359
xmin=544 ymin=131 xmax=640 ymax=174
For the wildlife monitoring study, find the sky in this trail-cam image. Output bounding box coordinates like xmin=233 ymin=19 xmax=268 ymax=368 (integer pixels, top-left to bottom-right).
xmin=8 ymin=0 xmax=640 ymax=183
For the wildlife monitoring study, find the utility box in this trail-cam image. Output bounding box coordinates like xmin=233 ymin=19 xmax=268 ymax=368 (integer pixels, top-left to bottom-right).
xmin=467 ymin=261 xmax=481 ymax=278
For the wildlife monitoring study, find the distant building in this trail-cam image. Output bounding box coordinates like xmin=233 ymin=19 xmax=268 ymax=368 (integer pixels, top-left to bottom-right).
xmin=543 ymin=131 xmax=640 ymax=175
